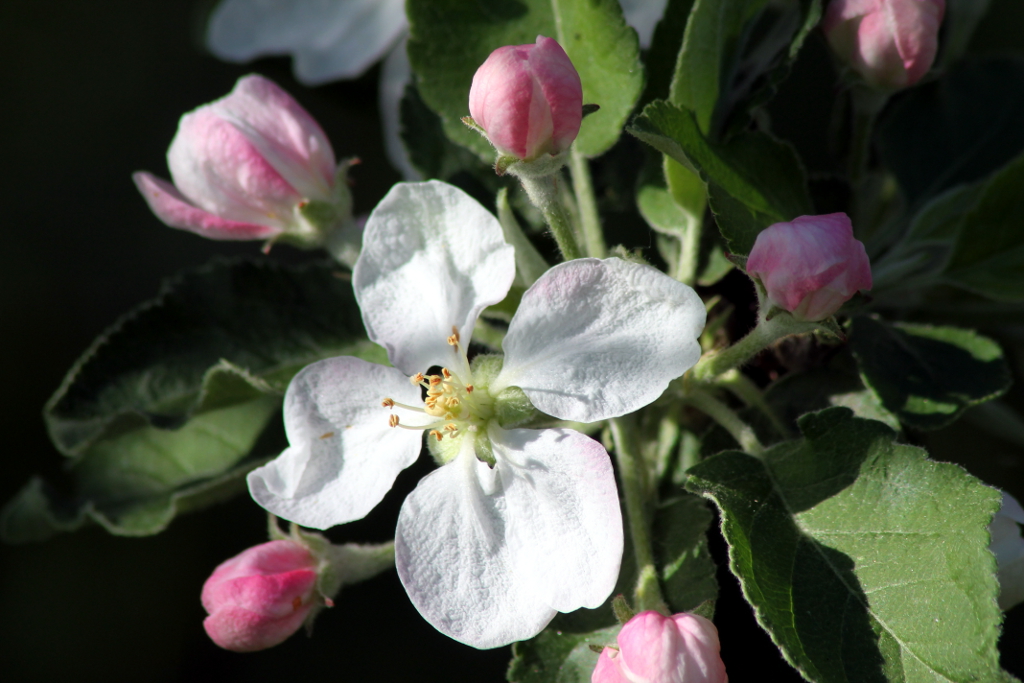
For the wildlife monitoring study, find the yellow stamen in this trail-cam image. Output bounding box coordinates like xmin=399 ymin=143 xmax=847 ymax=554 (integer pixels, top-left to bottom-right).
xmin=381 ymin=398 xmax=395 ymax=408
xmin=389 ymin=415 xmax=400 ymax=428
xmin=430 ymin=430 xmax=444 ymax=441
xmin=320 ymin=432 xmax=335 ymax=440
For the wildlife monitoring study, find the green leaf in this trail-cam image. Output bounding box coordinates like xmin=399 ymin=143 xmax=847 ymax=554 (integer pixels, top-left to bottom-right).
xmin=939 ymin=0 xmax=995 ymax=67
xmin=407 ymin=0 xmax=643 ymax=160
xmin=686 ymin=407 xmax=1003 ymax=683
xmin=877 ymin=59 xmax=1024 ymax=207
xmin=766 ymin=366 xmax=901 ymax=433
xmin=849 ymin=316 xmax=1011 ymax=430
xmin=670 ymin=0 xmax=821 ymax=138
xmin=3 ymin=259 xmax=383 ymax=540
xmin=654 ymin=495 xmax=719 ymax=613
xmin=944 ymin=151 xmax=1024 ymax=302
xmin=629 ymin=100 xmax=812 ymax=254
xmin=641 ymin=0 xmax=698 ymax=107
xmin=507 ymin=625 xmax=619 ymax=683
xmin=400 ymin=81 xmax=494 ymax=180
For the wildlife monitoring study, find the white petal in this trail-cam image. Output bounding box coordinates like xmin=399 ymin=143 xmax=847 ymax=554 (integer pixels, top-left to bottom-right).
xmin=491 ymin=426 xmax=623 ymax=613
xmin=495 ymin=258 xmax=706 ymax=423
xmin=247 ymin=356 xmax=423 ymax=529
xmin=379 ymin=39 xmax=421 ymax=180
xmin=354 ymin=181 xmax=516 ymax=375
xmin=619 ymin=0 xmax=669 ymax=49
xmin=396 ymin=439 xmax=556 ymax=648
xmin=206 ymin=0 xmax=408 ymax=85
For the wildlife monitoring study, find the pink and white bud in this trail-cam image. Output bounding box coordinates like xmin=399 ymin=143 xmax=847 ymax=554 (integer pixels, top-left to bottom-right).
xmin=201 ymin=539 xmax=319 ymax=652
xmin=746 ymin=213 xmax=872 ymax=322
xmin=593 ymin=611 xmax=728 ymax=683
xmin=990 ymin=492 xmax=1024 ymax=611
xmin=468 ymin=36 xmax=583 ymax=161
xmin=134 ymin=74 xmax=338 ymax=243
xmin=822 ymin=0 xmax=945 ymax=90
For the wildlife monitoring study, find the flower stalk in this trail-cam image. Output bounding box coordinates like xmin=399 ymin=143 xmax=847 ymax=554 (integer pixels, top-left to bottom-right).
xmin=569 ymin=149 xmax=606 ymax=258
xmin=610 ymin=417 xmax=668 ymax=613
xmin=516 ymin=172 xmax=583 ymax=261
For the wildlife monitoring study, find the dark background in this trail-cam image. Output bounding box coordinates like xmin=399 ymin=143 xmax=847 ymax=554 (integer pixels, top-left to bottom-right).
xmin=1 ymin=1 xmax=1022 ymax=681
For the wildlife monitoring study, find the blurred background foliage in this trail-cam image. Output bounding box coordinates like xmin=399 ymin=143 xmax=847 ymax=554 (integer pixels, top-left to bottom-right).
xmin=1 ymin=1 xmax=1022 ymax=681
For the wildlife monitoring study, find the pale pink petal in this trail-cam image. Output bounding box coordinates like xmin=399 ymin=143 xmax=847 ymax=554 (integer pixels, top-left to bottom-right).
xmin=592 ymin=648 xmax=629 ymax=683
xmin=247 ymin=357 xmax=424 ymax=529
xmin=211 ymin=74 xmax=336 ymax=199
xmin=495 ymin=258 xmax=705 ymax=423
xmin=133 ymin=172 xmax=282 ymax=240
xmin=396 ymin=439 xmax=557 ymax=648
xmin=167 ymin=108 xmax=302 ymax=228
xmin=490 ymin=426 xmax=623 ymax=613
xmin=206 ymin=0 xmax=407 ymax=85
xmin=354 ymin=181 xmax=515 ymax=376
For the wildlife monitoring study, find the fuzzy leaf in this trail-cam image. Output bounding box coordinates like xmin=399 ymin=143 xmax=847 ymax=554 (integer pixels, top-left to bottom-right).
xmin=686 ymin=407 xmax=1003 ymax=683
xmin=849 ymin=317 xmax=1010 ymax=430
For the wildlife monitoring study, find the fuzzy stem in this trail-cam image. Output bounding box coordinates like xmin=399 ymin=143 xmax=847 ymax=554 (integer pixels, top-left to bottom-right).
xmin=691 ymin=314 xmax=815 ymax=382
xmin=517 ymin=173 xmax=582 ymax=261
xmin=569 ymin=149 xmax=606 ymax=258
xmin=683 ymin=390 xmax=764 ymax=456
xmin=715 ymin=369 xmax=791 ymax=438
xmin=675 ymin=217 xmax=703 ymax=286
xmin=610 ymin=417 xmax=667 ymax=613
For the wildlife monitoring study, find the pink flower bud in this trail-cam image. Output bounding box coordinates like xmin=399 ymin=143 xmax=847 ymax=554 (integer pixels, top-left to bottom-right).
xmin=468 ymin=36 xmax=583 ymax=161
xmin=593 ymin=611 xmax=728 ymax=683
xmin=134 ymin=74 xmax=337 ymax=242
xmin=822 ymin=0 xmax=945 ymax=90
xmin=746 ymin=213 xmax=872 ymax=321
xmin=201 ymin=540 xmax=319 ymax=652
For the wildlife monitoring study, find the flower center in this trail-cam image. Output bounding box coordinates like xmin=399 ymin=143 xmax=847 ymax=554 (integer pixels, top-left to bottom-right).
xmin=381 ymin=329 xmax=495 ymax=459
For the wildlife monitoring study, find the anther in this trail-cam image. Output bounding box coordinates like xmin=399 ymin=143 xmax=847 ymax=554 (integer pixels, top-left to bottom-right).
xmin=381 ymin=398 xmax=395 ymax=408
xmin=430 ymin=430 xmax=443 ymax=441
xmin=320 ymin=432 xmax=335 ymax=440
xmin=442 ymin=368 xmax=452 ymax=379
xmin=429 ymin=375 xmax=442 ymax=386
xmin=389 ymin=415 xmax=400 ymax=428
xmin=444 ymin=423 xmax=458 ymax=432
xmin=466 ymin=385 xmax=474 ymax=393
xmin=410 ymin=373 xmax=425 ymax=384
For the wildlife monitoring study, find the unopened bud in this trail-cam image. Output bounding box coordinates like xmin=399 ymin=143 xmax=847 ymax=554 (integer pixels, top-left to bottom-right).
xmin=592 ymin=611 xmax=728 ymax=683
xmin=201 ymin=540 xmax=318 ymax=652
xmin=822 ymin=0 xmax=945 ymax=90
xmin=134 ymin=75 xmax=352 ymax=247
xmin=746 ymin=213 xmax=872 ymax=322
xmin=468 ymin=36 xmax=583 ymax=163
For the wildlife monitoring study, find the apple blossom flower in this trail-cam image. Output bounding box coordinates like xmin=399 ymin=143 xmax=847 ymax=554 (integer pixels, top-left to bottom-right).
xmin=822 ymin=0 xmax=945 ymax=90
xmin=468 ymin=36 xmax=583 ymax=162
xmin=990 ymin=492 xmax=1024 ymax=611
xmin=746 ymin=213 xmax=872 ymax=321
xmin=133 ymin=75 xmax=350 ymax=247
xmin=593 ymin=611 xmax=728 ymax=683
xmin=246 ymin=180 xmax=706 ymax=647
xmin=204 ymin=0 xmax=668 ymax=178
xmin=201 ymin=539 xmax=318 ymax=652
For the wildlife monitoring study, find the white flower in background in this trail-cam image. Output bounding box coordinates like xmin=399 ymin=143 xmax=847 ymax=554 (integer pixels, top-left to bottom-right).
xmin=205 ymin=0 xmax=668 ymax=178
xmin=246 ymin=180 xmax=706 ymax=647
xmin=990 ymin=491 xmax=1024 ymax=611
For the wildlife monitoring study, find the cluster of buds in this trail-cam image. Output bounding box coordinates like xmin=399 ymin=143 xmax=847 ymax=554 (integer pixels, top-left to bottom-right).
xmin=746 ymin=213 xmax=873 ymax=322
xmin=134 ymin=75 xmax=356 ymax=253
xmin=822 ymin=0 xmax=945 ymax=90
xmin=593 ymin=610 xmax=728 ymax=683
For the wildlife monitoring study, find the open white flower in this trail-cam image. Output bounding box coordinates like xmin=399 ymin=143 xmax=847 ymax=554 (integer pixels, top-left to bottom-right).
xmin=247 ymin=180 xmax=706 ymax=647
